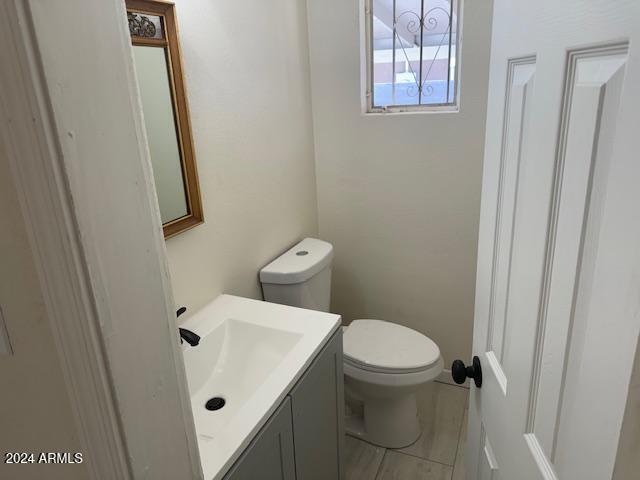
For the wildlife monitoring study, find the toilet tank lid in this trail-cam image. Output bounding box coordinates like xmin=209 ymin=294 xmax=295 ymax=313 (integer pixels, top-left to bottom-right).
xmin=260 ymin=238 xmax=333 ymax=285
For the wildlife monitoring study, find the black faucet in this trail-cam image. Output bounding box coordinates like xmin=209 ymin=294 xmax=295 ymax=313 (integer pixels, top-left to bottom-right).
xmin=179 ymin=328 xmax=200 ymax=346
xmin=177 ymin=307 xmax=200 ymax=346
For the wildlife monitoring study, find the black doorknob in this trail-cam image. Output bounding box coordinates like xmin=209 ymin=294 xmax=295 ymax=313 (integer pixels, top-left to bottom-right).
xmin=451 ymin=356 xmax=482 ymax=388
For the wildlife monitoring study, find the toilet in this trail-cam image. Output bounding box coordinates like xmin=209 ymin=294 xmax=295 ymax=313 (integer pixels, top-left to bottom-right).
xmin=260 ymin=238 xmax=444 ymax=449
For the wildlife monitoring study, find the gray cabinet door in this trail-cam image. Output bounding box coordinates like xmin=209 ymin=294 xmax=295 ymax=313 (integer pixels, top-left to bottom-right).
xmin=289 ymin=330 xmax=345 ymax=480
xmin=224 ymin=397 xmax=296 ymax=480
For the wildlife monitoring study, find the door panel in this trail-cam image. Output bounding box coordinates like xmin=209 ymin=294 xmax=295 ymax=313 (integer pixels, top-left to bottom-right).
xmin=469 ymin=1 xmax=640 ymax=479
xmin=479 ymin=429 xmax=500 ymax=480
xmin=531 ymin=45 xmax=627 ymax=464
xmin=488 ymin=57 xmax=536 ymax=371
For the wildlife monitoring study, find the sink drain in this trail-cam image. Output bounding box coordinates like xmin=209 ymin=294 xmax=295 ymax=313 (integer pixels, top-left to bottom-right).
xmin=205 ymin=397 xmax=226 ymax=411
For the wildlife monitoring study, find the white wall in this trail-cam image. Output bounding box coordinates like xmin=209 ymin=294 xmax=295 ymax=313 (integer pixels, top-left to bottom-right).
xmin=166 ymin=0 xmax=319 ymax=315
xmin=306 ymin=0 xmax=493 ymax=365
xmin=0 ymin=146 xmax=87 ymax=480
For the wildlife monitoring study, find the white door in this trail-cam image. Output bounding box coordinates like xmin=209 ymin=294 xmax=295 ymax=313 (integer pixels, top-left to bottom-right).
xmin=467 ymin=0 xmax=640 ymax=479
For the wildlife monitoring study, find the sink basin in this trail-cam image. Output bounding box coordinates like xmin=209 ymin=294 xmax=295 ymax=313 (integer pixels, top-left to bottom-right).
xmin=184 ymin=319 xmax=302 ymax=436
xmin=180 ymin=295 xmax=340 ymax=480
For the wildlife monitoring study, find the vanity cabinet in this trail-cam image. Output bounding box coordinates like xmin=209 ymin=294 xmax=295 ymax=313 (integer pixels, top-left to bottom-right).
xmin=224 ymin=330 xmax=344 ymax=480
xmin=224 ymin=398 xmax=296 ymax=480
xmin=289 ymin=329 xmax=345 ymax=480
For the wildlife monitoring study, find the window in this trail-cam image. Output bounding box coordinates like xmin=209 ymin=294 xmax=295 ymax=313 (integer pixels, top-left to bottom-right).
xmin=365 ymin=0 xmax=460 ymax=112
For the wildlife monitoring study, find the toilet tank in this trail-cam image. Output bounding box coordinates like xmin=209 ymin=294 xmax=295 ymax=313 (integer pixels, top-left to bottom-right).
xmin=260 ymin=238 xmax=333 ymax=312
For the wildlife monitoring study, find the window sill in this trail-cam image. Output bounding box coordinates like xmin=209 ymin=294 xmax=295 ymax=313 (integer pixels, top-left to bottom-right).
xmin=364 ymin=104 xmax=460 ymax=116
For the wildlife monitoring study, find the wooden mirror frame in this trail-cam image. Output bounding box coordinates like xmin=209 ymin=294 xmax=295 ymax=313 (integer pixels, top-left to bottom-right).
xmin=126 ymin=0 xmax=203 ymax=238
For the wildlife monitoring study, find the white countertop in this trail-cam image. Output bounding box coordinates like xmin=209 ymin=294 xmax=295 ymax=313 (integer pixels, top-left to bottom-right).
xmin=180 ymin=294 xmax=341 ymax=480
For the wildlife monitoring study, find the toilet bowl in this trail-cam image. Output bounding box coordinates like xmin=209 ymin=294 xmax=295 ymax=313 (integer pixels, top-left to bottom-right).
xmin=260 ymin=238 xmax=444 ymax=449
xmin=342 ymin=319 xmax=443 ymax=448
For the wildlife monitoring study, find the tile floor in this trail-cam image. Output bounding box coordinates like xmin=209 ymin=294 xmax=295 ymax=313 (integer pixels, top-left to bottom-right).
xmin=344 ymin=381 xmax=469 ymax=480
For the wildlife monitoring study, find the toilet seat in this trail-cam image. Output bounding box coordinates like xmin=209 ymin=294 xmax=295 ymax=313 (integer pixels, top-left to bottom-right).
xmin=344 ymin=357 xmax=444 ymax=388
xmin=343 ymin=356 xmax=437 ymax=375
xmin=343 ymin=319 xmax=441 ymax=374
xmin=344 ymin=355 xmax=434 ymax=374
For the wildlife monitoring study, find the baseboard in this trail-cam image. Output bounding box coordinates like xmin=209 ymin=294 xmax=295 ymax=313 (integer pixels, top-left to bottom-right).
xmin=435 ymin=369 xmax=469 ymax=388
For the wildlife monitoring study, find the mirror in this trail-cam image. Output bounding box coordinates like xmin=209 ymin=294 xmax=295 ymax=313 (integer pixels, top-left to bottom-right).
xmin=127 ymin=0 xmax=203 ymax=238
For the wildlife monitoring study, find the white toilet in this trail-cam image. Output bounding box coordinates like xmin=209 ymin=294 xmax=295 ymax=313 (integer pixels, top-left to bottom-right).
xmin=260 ymin=238 xmax=444 ymax=449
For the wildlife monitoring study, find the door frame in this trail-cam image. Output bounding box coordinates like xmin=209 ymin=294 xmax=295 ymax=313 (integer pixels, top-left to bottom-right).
xmin=0 ymin=0 xmax=201 ymax=478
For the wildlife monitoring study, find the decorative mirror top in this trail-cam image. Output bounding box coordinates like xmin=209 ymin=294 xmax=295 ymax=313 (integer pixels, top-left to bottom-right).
xmin=128 ymin=12 xmax=164 ymax=40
